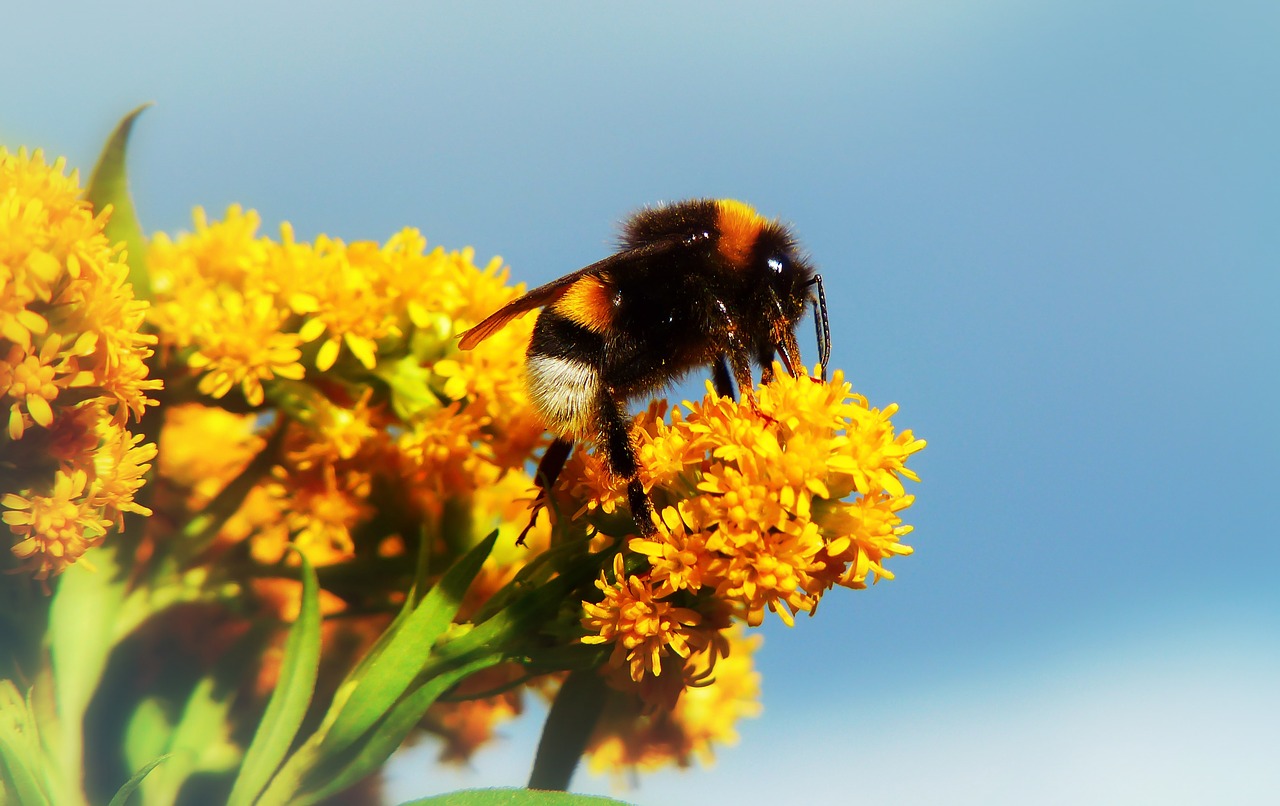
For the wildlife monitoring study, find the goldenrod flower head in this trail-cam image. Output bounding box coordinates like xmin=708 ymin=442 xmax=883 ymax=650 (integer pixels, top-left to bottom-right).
xmin=0 ymin=148 xmax=159 ymax=578
xmin=578 ymin=366 xmax=924 ymax=701
xmin=280 ymin=465 xmax=372 ymax=562
xmin=581 ymin=553 xmax=707 ymax=685
xmin=1 ymin=338 xmax=62 ymax=439
xmin=186 ymin=290 xmax=306 ymax=406
xmin=89 ymin=418 xmax=158 ymax=527
xmin=2 ymin=470 xmax=110 ymax=579
xmin=145 ymin=206 xmax=551 ymax=580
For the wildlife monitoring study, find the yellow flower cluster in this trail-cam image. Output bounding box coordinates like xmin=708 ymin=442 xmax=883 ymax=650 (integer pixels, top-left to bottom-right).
xmin=3 ymin=122 xmax=927 ymax=791
xmin=0 ymin=148 xmax=160 ymax=579
xmin=145 ymin=207 xmax=547 ymax=568
xmin=577 ymin=367 xmax=924 ymax=701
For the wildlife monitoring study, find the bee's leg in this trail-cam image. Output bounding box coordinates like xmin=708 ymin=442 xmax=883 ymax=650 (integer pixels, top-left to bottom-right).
xmin=773 ymin=325 xmax=822 ymax=385
xmin=712 ymin=355 xmax=736 ymax=399
xmin=517 ymin=437 xmax=574 ymax=546
xmin=598 ymin=390 xmax=656 ymax=536
xmin=774 ymin=326 xmax=804 ymax=377
xmin=728 ymin=346 xmax=776 ymax=426
xmin=756 ymin=346 xmax=776 ymax=385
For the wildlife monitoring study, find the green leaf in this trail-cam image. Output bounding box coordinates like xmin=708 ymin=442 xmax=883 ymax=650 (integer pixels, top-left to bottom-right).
xmin=227 ymin=551 xmax=322 ymax=806
xmin=45 ymin=547 xmax=131 ymax=803
xmin=299 ymin=553 xmax=611 ymax=801
xmin=0 ymin=680 xmax=52 ymax=806
xmin=105 ymin=754 xmax=172 ymax=806
xmin=256 ymin=531 xmax=499 ymax=805
xmin=402 ymin=789 xmax=631 ymax=805
xmin=122 ymin=698 xmax=171 ymax=779
xmin=314 ymin=529 xmax=499 ymax=755
xmin=128 ymin=677 xmax=239 ymax=805
xmin=84 ymin=103 xmax=153 ymax=299
xmin=297 ymin=655 xmax=499 ymax=804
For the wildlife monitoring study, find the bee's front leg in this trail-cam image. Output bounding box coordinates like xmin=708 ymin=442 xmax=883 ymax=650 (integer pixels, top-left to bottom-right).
xmin=727 ymin=345 xmax=776 ymax=426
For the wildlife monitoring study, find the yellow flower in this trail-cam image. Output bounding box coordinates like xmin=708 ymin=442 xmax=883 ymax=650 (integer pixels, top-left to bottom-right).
xmin=286 ymin=229 xmax=406 ymax=371
xmin=395 ymin=402 xmax=489 ymax=519
xmin=1 ymin=337 xmax=63 ymax=439
xmin=144 ymin=206 xmax=558 ymax=592
xmin=582 ymin=553 xmax=705 ymax=684
xmin=186 ymin=290 xmax=306 ymax=406
xmin=148 ymin=207 xmax=259 ymax=311
xmin=2 ymin=470 xmax=111 ymax=580
xmin=284 ymin=386 xmax=382 ymax=470
xmin=282 ymin=465 xmax=371 ymax=562
xmin=813 ymin=491 xmax=916 ymax=590
xmin=241 ymin=465 xmax=372 ymax=567
xmin=629 ymin=502 xmax=717 ymax=597
xmin=156 ymin=404 xmax=265 ymax=504
xmin=572 ymin=363 xmax=923 ymax=692
xmin=0 ymin=148 xmax=159 ymax=577
xmin=89 ymin=419 xmax=158 ymax=528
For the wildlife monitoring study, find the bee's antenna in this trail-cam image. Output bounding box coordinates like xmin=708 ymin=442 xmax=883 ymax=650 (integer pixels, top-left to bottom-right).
xmin=809 ymin=275 xmax=830 ymax=380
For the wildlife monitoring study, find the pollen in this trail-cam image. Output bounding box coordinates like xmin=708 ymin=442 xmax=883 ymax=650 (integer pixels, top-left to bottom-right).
xmin=714 ymin=199 xmax=768 ymax=269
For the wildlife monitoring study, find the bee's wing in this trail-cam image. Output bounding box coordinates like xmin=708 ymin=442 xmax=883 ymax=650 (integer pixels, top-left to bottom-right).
xmin=456 ymin=238 xmax=681 ymax=350
xmin=457 ymin=268 xmax=595 ymax=349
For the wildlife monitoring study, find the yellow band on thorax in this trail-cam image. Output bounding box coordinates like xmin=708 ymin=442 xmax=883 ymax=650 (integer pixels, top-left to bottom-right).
xmin=714 ymin=199 xmax=768 ymax=269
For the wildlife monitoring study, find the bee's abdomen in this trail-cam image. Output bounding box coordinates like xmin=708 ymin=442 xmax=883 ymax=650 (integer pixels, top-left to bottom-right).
xmin=527 ymin=311 xmax=606 ymax=441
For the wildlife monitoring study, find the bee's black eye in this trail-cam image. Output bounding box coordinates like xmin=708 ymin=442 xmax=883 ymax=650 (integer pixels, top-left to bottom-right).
xmin=767 ymin=256 xmax=787 ymax=274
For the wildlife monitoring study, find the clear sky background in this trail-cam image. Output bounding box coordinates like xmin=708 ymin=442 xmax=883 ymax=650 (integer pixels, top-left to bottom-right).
xmin=5 ymin=2 xmax=1277 ymax=803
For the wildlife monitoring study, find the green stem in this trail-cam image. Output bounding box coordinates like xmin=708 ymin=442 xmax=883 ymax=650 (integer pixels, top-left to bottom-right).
xmin=527 ymin=669 xmax=608 ymax=792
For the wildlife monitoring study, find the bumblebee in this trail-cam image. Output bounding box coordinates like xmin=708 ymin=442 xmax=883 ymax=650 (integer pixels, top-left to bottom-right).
xmin=458 ymin=198 xmax=829 ymax=538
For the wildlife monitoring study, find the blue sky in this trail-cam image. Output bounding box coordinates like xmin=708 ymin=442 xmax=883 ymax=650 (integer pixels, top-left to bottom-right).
xmin=5 ymin=2 xmax=1277 ymax=803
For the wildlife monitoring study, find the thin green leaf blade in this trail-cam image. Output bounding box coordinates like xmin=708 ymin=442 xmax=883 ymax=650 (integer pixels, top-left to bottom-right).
xmin=46 ymin=546 xmax=130 ymax=800
xmin=105 ymin=754 xmax=172 ymax=806
xmin=122 ymin=697 xmax=170 ymax=781
xmin=84 ymin=103 xmax=153 ymax=298
xmin=316 ymin=530 xmax=499 ymax=756
xmin=0 ymin=681 xmax=52 ymax=806
xmin=227 ymin=550 xmax=322 ymax=806
xmin=298 ymin=655 xmax=500 ymax=804
xmin=322 ymin=524 xmax=433 ymax=698
xmin=257 ymin=533 xmax=499 ymax=805
xmin=129 ymin=677 xmax=239 ymax=806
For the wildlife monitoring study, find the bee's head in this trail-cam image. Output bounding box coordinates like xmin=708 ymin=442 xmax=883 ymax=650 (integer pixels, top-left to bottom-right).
xmin=707 ymin=199 xmax=831 ymax=378
xmin=748 ymin=220 xmax=828 ymax=377
xmin=757 ymin=228 xmax=816 ymax=321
